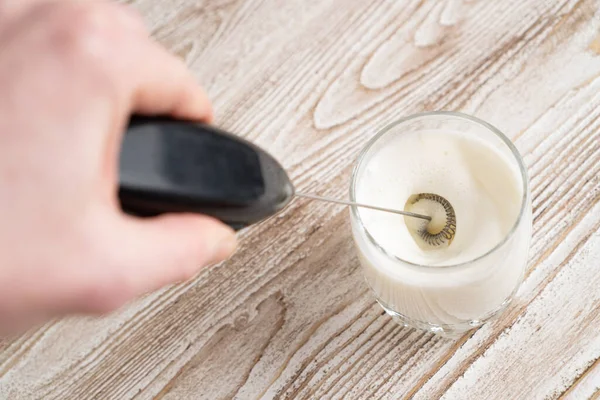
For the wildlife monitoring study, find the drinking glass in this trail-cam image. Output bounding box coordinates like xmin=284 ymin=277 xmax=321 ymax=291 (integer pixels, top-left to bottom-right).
xmin=349 ymin=111 xmax=532 ymax=337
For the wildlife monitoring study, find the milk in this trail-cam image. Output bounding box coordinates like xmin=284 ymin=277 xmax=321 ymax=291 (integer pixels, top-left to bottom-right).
xmin=350 ymin=120 xmax=532 ymax=334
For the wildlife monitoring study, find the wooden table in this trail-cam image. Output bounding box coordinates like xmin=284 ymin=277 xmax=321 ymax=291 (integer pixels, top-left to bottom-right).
xmin=2 ymin=0 xmax=600 ymax=398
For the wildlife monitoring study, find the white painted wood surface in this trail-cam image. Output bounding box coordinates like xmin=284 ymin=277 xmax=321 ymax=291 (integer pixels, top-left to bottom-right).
xmin=1 ymin=0 xmax=600 ymax=398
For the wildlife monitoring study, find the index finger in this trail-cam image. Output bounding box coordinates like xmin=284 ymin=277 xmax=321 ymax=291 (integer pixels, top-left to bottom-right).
xmin=112 ymin=34 xmax=214 ymax=123
xmin=132 ymin=43 xmax=213 ymax=123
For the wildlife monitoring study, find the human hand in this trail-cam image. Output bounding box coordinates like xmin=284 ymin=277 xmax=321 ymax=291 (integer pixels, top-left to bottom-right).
xmin=0 ymin=1 xmax=237 ymax=336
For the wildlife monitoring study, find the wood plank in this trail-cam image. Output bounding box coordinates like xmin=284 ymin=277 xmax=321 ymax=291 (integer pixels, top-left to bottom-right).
xmin=561 ymin=358 xmax=600 ymax=399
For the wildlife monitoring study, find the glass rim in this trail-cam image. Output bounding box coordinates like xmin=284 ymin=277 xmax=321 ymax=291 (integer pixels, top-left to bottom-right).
xmin=349 ymin=110 xmax=530 ymax=270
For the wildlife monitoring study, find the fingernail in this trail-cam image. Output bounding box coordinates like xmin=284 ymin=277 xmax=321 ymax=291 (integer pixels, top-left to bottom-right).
xmin=211 ymin=228 xmax=237 ymax=263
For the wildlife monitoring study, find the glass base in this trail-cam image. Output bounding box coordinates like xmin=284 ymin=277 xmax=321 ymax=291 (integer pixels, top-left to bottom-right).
xmin=376 ymin=297 xmax=513 ymax=339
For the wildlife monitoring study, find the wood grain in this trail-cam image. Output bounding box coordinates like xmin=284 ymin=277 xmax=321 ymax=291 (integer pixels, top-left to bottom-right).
xmin=1 ymin=0 xmax=600 ymax=398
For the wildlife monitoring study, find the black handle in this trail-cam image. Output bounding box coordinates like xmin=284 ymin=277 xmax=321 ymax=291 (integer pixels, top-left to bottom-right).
xmin=119 ymin=116 xmax=295 ymax=230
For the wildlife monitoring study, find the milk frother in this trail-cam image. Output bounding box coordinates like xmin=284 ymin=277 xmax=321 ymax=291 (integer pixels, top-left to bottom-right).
xmin=119 ymin=116 xmax=432 ymax=231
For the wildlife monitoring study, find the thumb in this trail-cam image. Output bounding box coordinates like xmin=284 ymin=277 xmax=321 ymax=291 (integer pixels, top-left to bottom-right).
xmin=113 ymin=213 xmax=237 ymax=295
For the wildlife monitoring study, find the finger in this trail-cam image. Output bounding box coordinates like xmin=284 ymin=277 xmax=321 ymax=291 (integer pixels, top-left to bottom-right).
xmin=1 ymin=0 xmax=147 ymax=36
xmin=129 ymin=42 xmax=214 ymax=123
xmin=43 ymin=211 xmax=236 ymax=315
xmin=108 ymin=213 xmax=236 ymax=297
xmin=106 ymin=34 xmax=213 ymax=123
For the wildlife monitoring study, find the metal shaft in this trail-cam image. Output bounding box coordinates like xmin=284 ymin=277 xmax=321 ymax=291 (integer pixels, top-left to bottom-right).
xmin=295 ymin=192 xmax=432 ymax=221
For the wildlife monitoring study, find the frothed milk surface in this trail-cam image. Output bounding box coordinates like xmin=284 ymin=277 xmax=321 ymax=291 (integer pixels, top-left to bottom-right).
xmin=356 ymin=129 xmax=522 ymax=266
xmin=351 ymin=127 xmax=531 ymax=330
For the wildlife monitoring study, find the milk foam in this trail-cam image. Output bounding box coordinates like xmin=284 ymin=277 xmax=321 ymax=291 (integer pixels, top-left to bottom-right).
xmin=356 ymin=129 xmax=522 ymax=266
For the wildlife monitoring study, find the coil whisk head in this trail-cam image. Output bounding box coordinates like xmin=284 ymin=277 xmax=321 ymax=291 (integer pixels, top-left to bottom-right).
xmin=403 ymin=193 xmax=456 ymax=249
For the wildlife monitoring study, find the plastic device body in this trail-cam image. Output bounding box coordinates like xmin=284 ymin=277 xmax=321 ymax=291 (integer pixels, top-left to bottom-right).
xmin=119 ymin=116 xmax=295 ymax=230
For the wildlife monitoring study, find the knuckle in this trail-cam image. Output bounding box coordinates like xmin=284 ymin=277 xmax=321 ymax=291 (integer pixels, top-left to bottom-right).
xmin=46 ymin=3 xmax=144 ymax=60
xmin=179 ymin=262 xmax=200 ymax=283
xmin=55 ymin=7 xmax=111 ymax=49
xmin=176 ymin=251 xmax=208 ymax=282
xmin=75 ymin=270 xmax=135 ymax=314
